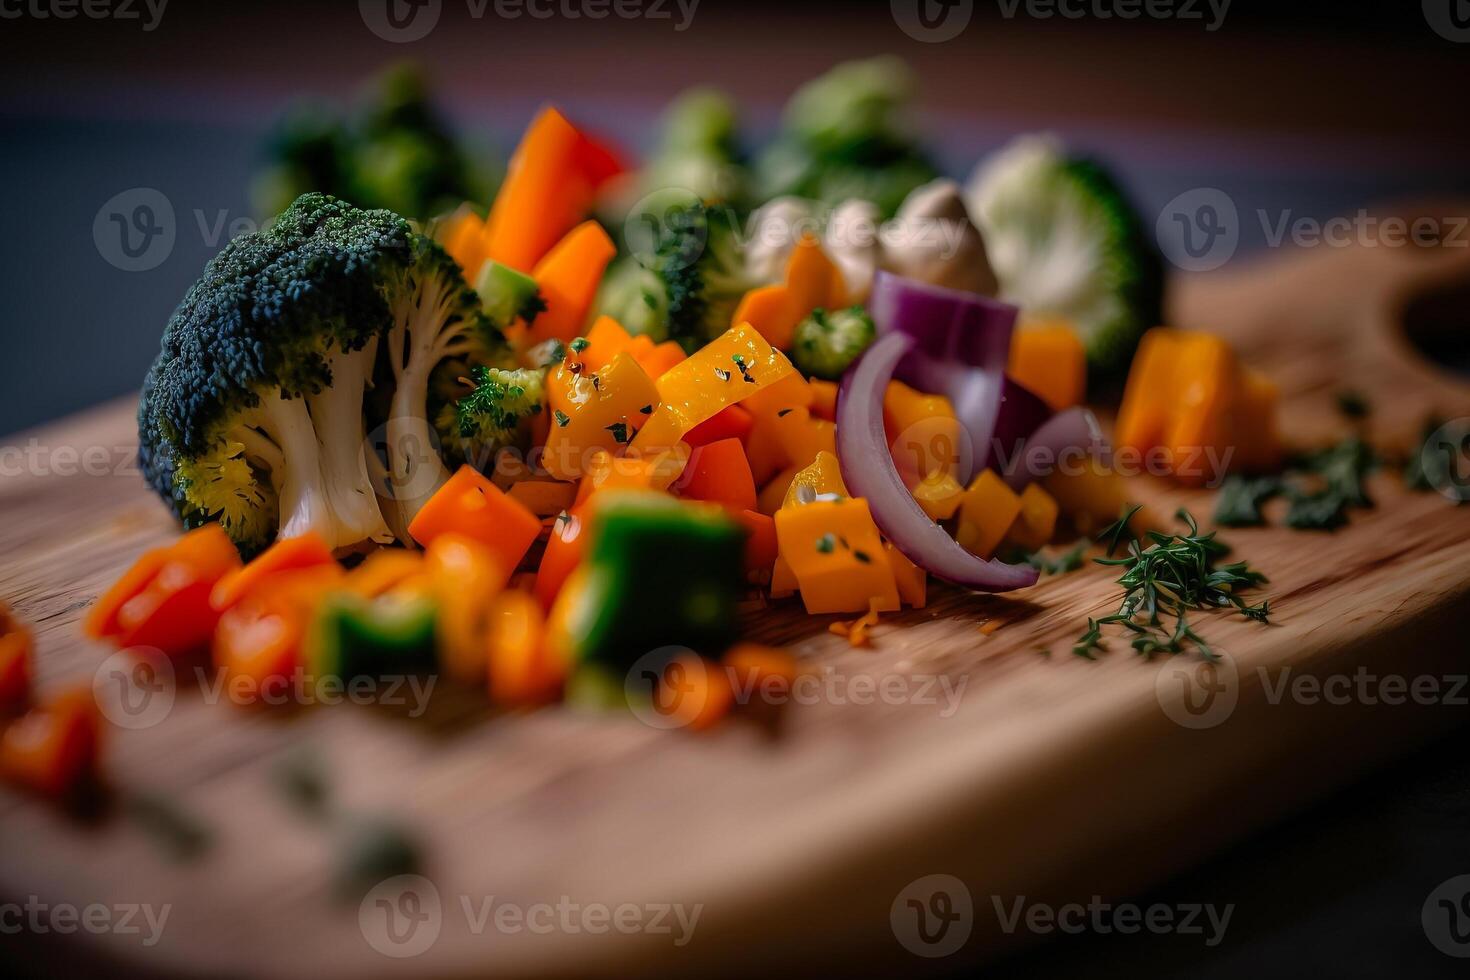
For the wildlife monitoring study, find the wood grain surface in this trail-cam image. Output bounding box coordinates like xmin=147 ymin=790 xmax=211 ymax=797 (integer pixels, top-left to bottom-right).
xmin=2 ymin=225 xmax=1470 ymax=979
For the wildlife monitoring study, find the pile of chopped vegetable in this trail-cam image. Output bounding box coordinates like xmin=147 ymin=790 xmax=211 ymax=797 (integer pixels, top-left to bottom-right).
xmin=45 ymin=58 xmax=1467 ymax=804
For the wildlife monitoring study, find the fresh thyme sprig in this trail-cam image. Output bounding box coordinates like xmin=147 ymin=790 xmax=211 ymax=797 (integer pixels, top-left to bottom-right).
xmin=1074 ymin=507 xmax=1270 ymax=661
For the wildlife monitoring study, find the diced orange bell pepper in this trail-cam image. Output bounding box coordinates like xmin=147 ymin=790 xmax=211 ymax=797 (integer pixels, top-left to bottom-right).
xmin=342 ymin=549 xmax=426 ymax=599
xmin=0 ymin=603 xmax=33 ymax=713
xmin=770 ymin=554 xmax=799 ymax=599
xmin=911 ymin=471 xmax=965 ymax=521
xmin=408 ymin=465 xmax=543 ymax=573
xmin=678 ymin=438 xmax=757 ymax=511
xmin=685 ymin=403 xmax=755 ymax=448
xmin=580 ymin=315 xmax=637 ymax=374
xmin=528 ymin=221 xmax=617 ymax=346
xmin=1043 ymin=459 xmax=1156 ymax=538
xmin=543 ymin=351 xmax=662 ymax=480
xmin=648 ymin=653 xmax=733 ymax=731
xmin=425 ymin=534 xmax=513 ymax=684
xmin=757 ymin=466 xmax=800 ymax=516
xmin=85 ymin=547 xmax=169 ymax=641
xmin=535 ymin=506 xmax=590 ymax=612
xmin=631 ymin=324 xmax=798 ymax=453
xmin=768 ymin=408 xmax=837 ymax=470
xmin=1005 ymin=483 xmax=1060 ymax=552
xmin=507 ymin=479 xmax=578 ymax=517
xmin=732 ymin=235 xmax=845 ymax=349
xmin=809 ymin=379 xmax=839 ymax=421
xmin=735 ymin=509 xmax=778 ymax=582
xmin=634 ymin=340 xmax=688 ymax=380
xmin=107 ymin=525 xmax=242 ymax=656
xmin=956 ymin=470 xmax=1023 ymax=559
xmin=441 ymin=209 xmax=489 ymax=281
xmin=1008 ymin=322 xmax=1087 ymax=411
xmin=574 ymin=445 xmax=690 ymax=505
xmin=1231 ymin=368 xmax=1282 ymax=473
xmin=487 ymin=589 xmax=564 ymax=706
xmin=483 ymin=107 xmax=614 ymax=273
xmin=885 ymin=543 xmax=927 ymax=609
xmin=1115 ymin=327 xmax=1185 ymax=454
xmin=782 ymin=450 xmax=849 ymax=508
xmin=210 ymin=531 xmax=334 ymax=612
xmin=0 ymin=686 xmax=100 ymax=798
xmin=214 ymin=564 xmax=344 ymax=701
xmin=1165 ymin=333 xmax=1239 ymax=487
xmin=884 ymin=381 xmax=962 ymax=481
xmin=774 ymin=498 xmax=900 ymax=615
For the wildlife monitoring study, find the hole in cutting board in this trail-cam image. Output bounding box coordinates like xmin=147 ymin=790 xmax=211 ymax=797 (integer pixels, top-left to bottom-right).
xmin=1401 ymin=275 xmax=1470 ymax=378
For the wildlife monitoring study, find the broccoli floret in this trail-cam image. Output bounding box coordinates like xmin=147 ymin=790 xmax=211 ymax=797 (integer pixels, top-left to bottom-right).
xmin=651 ymin=196 xmax=753 ymax=350
xmin=965 ymin=135 xmax=1163 ymax=380
xmin=792 ymin=306 xmax=876 ymax=380
xmin=139 ymin=193 xmax=500 ymax=555
xmin=593 ymin=257 xmax=670 ymax=339
xmin=638 ymin=88 xmax=747 ymax=207
xmin=252 ymin=63 xmax=497 ymax=222
xmin=753 ymin=58 xmax=937 ymax=218
xmin=436 ymin=366 xmax=546 ymax=469
xmin=598 ymin=192 xmax=750 ymax=349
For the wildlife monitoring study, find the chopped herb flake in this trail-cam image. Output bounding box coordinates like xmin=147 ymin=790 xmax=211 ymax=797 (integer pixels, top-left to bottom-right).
xmin=815 ymin=533 xmax=836 ymax=554
xmin=554 ymin=410 xmax=570 ymax=428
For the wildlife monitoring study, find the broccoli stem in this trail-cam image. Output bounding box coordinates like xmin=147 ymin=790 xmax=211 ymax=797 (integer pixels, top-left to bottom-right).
xmin=306 ymin=341 xmax=394 ymax=546
xmin=384 ymin=273 xmax=469 ymax=531
xmin=255 ymin=393 xmax=342 ymax=546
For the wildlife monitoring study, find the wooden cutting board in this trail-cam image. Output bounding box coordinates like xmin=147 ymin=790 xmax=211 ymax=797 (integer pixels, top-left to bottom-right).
xmin=3 ymin=221 xmax=1470 ymax=978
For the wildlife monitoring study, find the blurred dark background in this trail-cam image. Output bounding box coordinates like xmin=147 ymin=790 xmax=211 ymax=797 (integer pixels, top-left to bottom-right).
xmin=1 ymin=1 xmax=1468 ymax=975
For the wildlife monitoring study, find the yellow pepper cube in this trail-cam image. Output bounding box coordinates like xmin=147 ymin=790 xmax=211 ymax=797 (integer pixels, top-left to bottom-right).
xmin=956 ymin=470 xmax=1023 ymax=559
xmin=782 ymin=450 xmax=849 ymax=508
xmin=911 ymin=471 xmax=965 ymax=521
xmin=542 ymin=352 xmax=661 ymax=480
xmin=1005 ymin=483 xmax=1059 ymax=552
xmin=884 ymin=380 xmax=962 ymax=480
xmin=774 ymin=498 xmax=899 ymax=615
xmin=631 ymin=324 xmax=796 ymax=453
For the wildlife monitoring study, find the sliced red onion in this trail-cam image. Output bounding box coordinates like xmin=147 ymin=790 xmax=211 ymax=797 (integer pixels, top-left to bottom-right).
xmin=869 ymin=271 xmax=1017 ymax=367
xmin=837 ymin=332 xmax=1040 ymax=593
xmin=988 ymin=377 xmax=1053 ymax=478
xmin=869 ymin=272 xmax=1024 ymax=480
xmin=1002 ymin=407 xmax=1107 ymax=492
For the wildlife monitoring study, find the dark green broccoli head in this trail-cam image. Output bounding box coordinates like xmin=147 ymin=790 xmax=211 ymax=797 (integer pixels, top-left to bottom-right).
xmin=652 ymin=198 xmax=752 ymax=350
xmin=139 ymin=192 xmax=495 ymax=554
xmin=792 ymin=306 xmax=876 ymax=380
